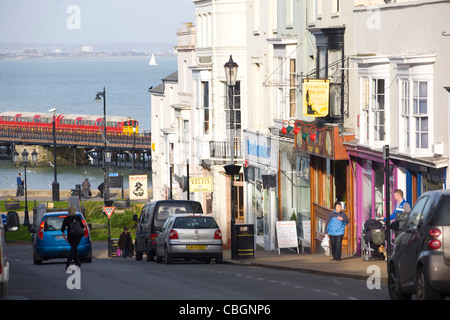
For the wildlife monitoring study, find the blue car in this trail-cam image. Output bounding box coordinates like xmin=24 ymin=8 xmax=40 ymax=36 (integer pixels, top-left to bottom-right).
xmin=33 ymin=212 xmax=92 ymax=265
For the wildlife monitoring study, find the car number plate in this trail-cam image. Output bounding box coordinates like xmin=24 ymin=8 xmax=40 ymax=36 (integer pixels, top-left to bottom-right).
xmin=54 ymin=235 xmax=65 ymax=240
xmin=186 ymin=245 xmax=206 ymax=250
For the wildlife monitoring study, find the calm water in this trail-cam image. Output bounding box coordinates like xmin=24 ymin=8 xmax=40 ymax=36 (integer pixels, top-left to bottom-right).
xmin=0 ymin=55 xmax=177 ymax=190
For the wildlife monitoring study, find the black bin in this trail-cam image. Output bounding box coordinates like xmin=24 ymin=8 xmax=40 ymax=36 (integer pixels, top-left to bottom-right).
xmin=110 ymin=238 xmax=120 ymax=257
xmin=234 ymin=224 xmax=254 ymax=260
xmin=71 ymin=187 xmax=81 ymax=200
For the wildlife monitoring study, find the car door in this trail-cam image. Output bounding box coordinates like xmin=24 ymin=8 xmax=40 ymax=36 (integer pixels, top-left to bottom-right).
xmin=136 ymin=206 xmax=150 ymax=250
xmin=157 ymin=216 xmax=173 ymax=255
xmin=396 ymin=195 xmax=431 ymax=285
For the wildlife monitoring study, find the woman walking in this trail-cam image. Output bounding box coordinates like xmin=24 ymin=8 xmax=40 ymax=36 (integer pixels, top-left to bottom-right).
xmin=325 ymin=201 xmax=349 ymax=261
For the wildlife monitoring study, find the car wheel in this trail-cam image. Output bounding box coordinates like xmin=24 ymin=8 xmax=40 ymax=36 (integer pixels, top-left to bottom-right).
xmin=135 ymin=248 xmax=143 ymax=261
xmin=416 ymin=266 xmax=444 ymax=300
xmin=33 ymin=254 xmax=43 ymax=265
xmin=165 ymin=246 xmax=172 ymax=265
xmin=215 ymin=255 xmax=223 ymax=264
xmin=146 ymin=249 xmax=155 ymax=262
xmin=155 ymin=248 xmax=163 ymax=263
xmin=388 ymin=264 xmax=412 ymax=300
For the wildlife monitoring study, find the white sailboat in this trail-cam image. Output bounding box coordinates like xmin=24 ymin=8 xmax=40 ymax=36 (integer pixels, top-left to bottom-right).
xmin=149 ymin=53 xmax=157 ymax=66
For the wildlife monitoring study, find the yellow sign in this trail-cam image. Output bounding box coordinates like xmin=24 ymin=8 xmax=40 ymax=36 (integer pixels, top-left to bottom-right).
xmin=189 ymin=177 xmax=213 ymax=192
xmin=303 ymin=79 xmax=329 ymax=117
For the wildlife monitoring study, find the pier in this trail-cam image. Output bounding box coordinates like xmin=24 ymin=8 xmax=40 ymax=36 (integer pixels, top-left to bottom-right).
xmin=0 ymin=126 xmax=152 ymax=168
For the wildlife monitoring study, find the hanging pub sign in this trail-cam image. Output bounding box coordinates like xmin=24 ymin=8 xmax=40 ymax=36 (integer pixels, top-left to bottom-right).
xmin=303 ymin=79 xmax=329 ymax=117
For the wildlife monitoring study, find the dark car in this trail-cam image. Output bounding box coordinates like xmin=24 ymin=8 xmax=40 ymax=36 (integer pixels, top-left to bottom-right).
xmin=133 ymin=200 xmax=203 ymax=261
xmin=388 ymin=190 xmax=450 ymax=300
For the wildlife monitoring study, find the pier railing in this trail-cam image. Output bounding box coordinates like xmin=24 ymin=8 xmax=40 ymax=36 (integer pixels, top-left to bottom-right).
xmin=0 ymin=126 xmax=151 ymax=150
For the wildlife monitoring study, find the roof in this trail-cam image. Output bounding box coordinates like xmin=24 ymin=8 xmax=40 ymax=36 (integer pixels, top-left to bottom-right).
xmin=148 ymin=70 xmax=178 ymax=95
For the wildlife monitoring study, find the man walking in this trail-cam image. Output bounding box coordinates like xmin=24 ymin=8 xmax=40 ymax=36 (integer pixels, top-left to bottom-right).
xmin=16 ymin=173 xmax=23 ymax=197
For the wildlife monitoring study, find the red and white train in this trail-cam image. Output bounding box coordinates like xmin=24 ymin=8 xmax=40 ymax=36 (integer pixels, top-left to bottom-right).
xmin=0 ymin=111 xmax=139 ymax=135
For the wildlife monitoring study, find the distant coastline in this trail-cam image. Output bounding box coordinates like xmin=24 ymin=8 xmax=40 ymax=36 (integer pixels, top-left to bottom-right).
xmin=0 ymin=42 xmax=177 ymax=60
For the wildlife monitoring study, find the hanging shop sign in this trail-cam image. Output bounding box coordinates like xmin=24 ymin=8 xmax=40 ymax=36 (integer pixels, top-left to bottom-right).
xmin=189 ymin=176 xmax=213 ymax=193
xmin=302 ymin=79 xmax=329 ymax=117
xmin=295 ymin=121 xmax=354 ymax=160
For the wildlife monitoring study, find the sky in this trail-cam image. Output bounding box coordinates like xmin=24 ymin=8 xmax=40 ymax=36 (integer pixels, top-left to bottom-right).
xmin=0 ymin=0 xmax=195 ymax=45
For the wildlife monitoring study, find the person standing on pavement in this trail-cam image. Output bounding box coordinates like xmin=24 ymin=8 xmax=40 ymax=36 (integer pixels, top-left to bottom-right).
xmin=118 ymin=227 xmax=133 ymax=258
xmin=385 ymin=189 xmax=411 ymax=222
xmin=61 ymin=205 xmax=85 ymax=269
xmin=81 ymin=178 xmax=91 ymax=199
xmin=16 ymin=173 xmax=23 ymax=197
xmin=325 ymin=201 xmax=349 ymax=261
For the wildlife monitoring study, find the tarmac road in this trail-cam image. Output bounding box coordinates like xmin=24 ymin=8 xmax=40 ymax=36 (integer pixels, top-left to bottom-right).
xmin=5 ymin=242 xmax=389 ymax=301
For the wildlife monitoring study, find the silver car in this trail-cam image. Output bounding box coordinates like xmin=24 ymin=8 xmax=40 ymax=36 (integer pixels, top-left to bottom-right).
xmin=155 ymin=214 xmax=223 ymax=264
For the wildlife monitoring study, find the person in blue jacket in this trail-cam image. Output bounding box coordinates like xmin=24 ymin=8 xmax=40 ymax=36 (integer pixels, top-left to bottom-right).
xmin=325 ymin=201 xmax=349 ymax=261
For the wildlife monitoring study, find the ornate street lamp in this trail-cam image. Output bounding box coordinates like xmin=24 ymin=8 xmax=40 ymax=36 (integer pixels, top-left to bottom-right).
xmin=50 ymin=107 xmax=59 ymax=201
xmin=13 ymin=148 xmax=38 ymax=227
xmin=223 ymin=55 xmax=241 ymax=259
xmin=95 ymin=87 xmax=110 ymax=207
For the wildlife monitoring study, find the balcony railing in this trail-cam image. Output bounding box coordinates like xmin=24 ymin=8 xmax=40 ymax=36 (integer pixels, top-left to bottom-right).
xmin=209 ymin=139 xmax=242 ymax=159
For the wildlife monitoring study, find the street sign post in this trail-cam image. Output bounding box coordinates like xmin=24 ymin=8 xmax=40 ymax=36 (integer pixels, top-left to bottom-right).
xmin=103 ymin=206 xmax=116 ymax=257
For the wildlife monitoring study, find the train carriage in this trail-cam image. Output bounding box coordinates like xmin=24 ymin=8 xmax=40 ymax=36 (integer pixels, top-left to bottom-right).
xmin=0 ymin=111 xmax=139 ymax=135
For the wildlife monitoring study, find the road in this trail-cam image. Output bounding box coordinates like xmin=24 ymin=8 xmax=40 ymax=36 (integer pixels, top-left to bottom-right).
xmin=6 ymin=243 xmax=389 ymax=302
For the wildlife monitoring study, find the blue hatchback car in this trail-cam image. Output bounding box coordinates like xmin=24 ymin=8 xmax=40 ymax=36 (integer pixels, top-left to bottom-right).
xmin=33 ymin=211 xmax=92 ymax=265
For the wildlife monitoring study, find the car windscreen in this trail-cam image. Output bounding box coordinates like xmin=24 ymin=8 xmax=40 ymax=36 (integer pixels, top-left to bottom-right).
xmin=173 ymin=217 xmax=218 ymax=229
xmin=156 ymin=203 xmax=203 ymax=222
xmin=44 ymin=215 xmax=66 ymax=231
xmin=436 ymin=196 xmax=450 ymax=226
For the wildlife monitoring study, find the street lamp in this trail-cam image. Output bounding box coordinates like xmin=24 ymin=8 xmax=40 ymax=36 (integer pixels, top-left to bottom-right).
xmin=95 ymin=87 xmax=110 ymax=207
xmin=132 ymin=122 xmax=136 ymax=175
xmin=50 ymin=108 xmax=59 ymax=202
xmin=223 ymin=55 xmax=240 ymax=259
xmin=13 ymin=148 xmax=38 ymax=227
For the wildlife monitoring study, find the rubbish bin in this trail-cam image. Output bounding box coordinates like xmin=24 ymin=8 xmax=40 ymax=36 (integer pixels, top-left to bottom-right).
xmin=111 ymin=238 xmax=120 ymax=257
xmin=234 ymin=224 xmax=254 ymax=260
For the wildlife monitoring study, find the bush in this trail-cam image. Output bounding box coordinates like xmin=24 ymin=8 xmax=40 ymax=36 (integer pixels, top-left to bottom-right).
xmin=110 ymin=211 xmax=136 ymax=230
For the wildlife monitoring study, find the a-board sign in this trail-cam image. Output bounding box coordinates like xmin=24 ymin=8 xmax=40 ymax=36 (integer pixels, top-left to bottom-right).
xmin=275 ymin=221 xmax=299 ymax=254
xmin=103 ymin=206 xmax=115 ymax=219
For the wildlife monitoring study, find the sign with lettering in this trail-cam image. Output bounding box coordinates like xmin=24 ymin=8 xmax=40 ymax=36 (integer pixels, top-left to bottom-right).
xmin=189 ymin=176 xmax=213 ymax=193
xmin=103 ymin=206 xmax=115 ymax=219
xmin=129 ymin=175 xmax=148 ymax=200
xmin=303 ymin=79 xmax=329 ymax=117
xmin=276 ymin=221 xmax=298 ymax=250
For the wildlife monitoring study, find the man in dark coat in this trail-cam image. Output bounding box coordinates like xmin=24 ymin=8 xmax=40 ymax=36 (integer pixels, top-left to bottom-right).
xmin=118 ymin=227 xmax=133 ymax=258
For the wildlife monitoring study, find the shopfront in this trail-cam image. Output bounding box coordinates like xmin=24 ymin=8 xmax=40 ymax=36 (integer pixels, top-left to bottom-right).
xmin=243 ymin=130 xmax=278 ymax=251
xmin=295 ymin=121 xmax=355 ymax=254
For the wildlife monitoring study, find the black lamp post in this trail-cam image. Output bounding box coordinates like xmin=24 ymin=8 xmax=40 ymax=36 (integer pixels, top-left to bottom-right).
xmin=50 ymin=108 xmax=60 ymax=202
xmin=132 ymin=123 xmax=136 ymax=175
xmin=223 ymin=55 xmax=240 ymax=259
xmin=13 ymin=148 xmax=38 ymax=227
xmin=95 ymin=87 xmax=110 ymax=207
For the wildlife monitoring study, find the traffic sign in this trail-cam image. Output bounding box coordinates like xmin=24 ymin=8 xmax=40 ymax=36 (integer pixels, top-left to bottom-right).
xmin=103 ymin=206 xmax=115 ymax=219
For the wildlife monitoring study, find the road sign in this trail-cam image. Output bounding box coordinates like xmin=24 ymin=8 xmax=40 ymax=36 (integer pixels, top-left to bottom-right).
xmin=103 ymin=206 xmax=115 ymax=219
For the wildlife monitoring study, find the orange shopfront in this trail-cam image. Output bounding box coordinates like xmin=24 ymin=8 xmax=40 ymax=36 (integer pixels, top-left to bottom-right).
xmin=295 ymin=122 xmax=355 ymax=255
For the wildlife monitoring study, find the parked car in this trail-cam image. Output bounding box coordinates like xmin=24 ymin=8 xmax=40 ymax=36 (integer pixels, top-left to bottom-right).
xmin=388 ymin=190 xmax=450 ymax=300
xmin=155 ymin=214 xmax=223 ymax=264
xmin=133 ymin=200 xmax=203 ymax=261
xmin=33 ymin=211 xmax=92 ymax=265
xmin=0 ymin=211 xmax=19 ymax=298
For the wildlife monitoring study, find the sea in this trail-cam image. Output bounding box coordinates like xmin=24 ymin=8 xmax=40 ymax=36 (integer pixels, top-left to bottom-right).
xmin=0 ymin=55 xmax=178 ymax=191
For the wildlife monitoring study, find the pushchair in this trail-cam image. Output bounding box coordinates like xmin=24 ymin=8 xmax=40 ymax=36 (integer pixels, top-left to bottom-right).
xmin=362 ymin=218 xmax=386 ymax=261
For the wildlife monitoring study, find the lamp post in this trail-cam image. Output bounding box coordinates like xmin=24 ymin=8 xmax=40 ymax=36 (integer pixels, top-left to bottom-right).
xmin=95 ymin=87 xmax=110 ymax=207
xmin=50 ymin=108 xmax=59 ymax=202
xmin=13 ymin=148 xmax=38 ymax=227
xmin=223 ymin=55 xmax=240 ymax=259
xmin=132 ymin=123 xmax=136 ymax=175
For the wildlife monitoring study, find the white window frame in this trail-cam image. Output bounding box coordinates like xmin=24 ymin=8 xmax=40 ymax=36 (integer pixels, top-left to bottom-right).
xmin=395 ymin=57 xmax=434 ymax=157
xmin=357 ymin=61 xmax=390 ymax=147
